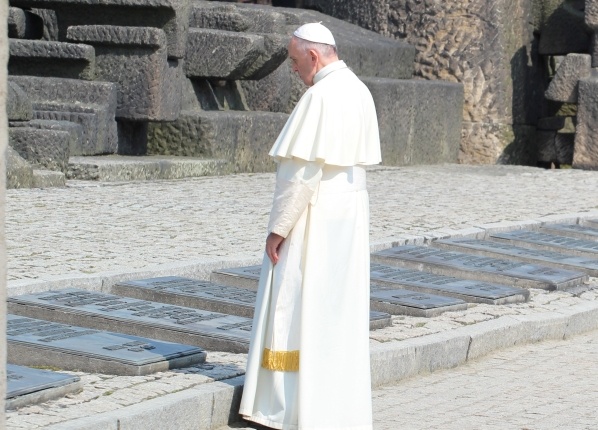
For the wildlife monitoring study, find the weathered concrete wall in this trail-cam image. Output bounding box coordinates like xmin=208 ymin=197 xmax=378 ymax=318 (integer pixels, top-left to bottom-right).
xmin=305 ymin=0 xmax=546 ymax=165
xmin=1 ymin=0 xmax=9 ymax=423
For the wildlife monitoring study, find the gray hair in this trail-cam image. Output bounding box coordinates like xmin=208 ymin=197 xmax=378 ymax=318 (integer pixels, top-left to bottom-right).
xmin=293 ymin=37 xmax=338 ymax=58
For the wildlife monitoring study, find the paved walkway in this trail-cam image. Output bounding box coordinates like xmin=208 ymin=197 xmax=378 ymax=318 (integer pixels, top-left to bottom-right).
xmin=371 ymin=329 xmax=598 ymax=430
xmin=4 ymin=164 xmax=598 ymax=429
xmin=6 ymin=164 xmax=598 ymax=287
xmin=226 ymin=329 xmax=598 ymax=430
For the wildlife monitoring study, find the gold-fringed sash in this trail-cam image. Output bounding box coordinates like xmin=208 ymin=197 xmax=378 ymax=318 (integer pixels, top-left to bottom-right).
xmin=261 ymin=348 xmax=300 ymax=372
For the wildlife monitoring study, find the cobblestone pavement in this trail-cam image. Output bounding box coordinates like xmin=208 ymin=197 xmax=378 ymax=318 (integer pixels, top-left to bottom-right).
xmin=371 ymin=329 xmax=598 ymax=430
xmin=6 ymin=164 xmax=598 ymax=284
xmin=5 ymin=164 xmax=598 ymax=429
xmin=225 ymin=329 xmax=598 ymax=430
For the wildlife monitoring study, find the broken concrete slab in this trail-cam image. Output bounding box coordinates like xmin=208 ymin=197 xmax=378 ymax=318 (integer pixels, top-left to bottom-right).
xmin=7 ymin=81 xmax=32 ymax=121
xmin=10 ymin=0 xmax=191 ymax=58
xmin=574 ymin=73 xmax=598 ymax=170
xmin=6 ymin=146 xmax=34 ymax=189
xmin=8 ymin=75 xmax=118 ymax=155
xmin=545 ymin=53 xmax=591 ymax=103
xmin=67 ymin=25 xmax=182 ymax=121
xmin=147 ymin=110 xmax=287 ymax=173
xmin=9 ymin=38 xmax=96 ymax=80
xmin=9 ymin=127 xmax=70 ymax=172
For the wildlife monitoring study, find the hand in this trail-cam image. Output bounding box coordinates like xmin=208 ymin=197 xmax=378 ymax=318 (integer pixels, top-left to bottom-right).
xmin=266 ymin=232 xmax=284 ymax=265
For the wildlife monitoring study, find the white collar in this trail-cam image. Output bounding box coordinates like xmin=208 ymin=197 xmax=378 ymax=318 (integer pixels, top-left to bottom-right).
xmin=313 ymin=60 xmax=347 ymax=84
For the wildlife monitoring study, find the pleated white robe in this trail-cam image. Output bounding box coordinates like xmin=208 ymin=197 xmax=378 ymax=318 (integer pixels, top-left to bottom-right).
xmin=239 ymin=60 xmax=381 ymax=430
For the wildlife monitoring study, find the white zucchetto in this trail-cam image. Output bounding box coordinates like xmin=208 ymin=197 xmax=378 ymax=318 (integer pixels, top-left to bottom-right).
xmin=293 ymin=22 xmax=336 ymax=46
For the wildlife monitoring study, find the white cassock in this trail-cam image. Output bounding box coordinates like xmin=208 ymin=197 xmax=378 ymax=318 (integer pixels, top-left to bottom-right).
xmin=239 ymin=60 xmax=381 ymax=430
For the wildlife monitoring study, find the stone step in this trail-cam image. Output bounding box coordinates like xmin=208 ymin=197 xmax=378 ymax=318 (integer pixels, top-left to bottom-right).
xmin=112 ymin=276 xmax=400 ymax=329
xmin=67 ymin=155 xmax=231 ymax=181
xmin=6 ymin=364 xmax=82 ymax=410
xmin=8 ymin=289 xmax=252 ymax=353
xmin=7 ymin=314 xmax=206 ymax=376
xmin=8 ymin=38 xmax=95 ymax=80
xmin=371 ymin=246 xmax=588 ymax=291
xmin=489 ymin=230 xmax=598 ymax=259
xmin=210 ymin=266 xmax=471 ymax=316
xmin=432 ymin=238 xmax=598 ymax=277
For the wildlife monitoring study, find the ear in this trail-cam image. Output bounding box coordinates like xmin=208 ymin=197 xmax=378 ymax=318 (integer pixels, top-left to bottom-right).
xmin=308 ymin=48 xmax=319 ymax=64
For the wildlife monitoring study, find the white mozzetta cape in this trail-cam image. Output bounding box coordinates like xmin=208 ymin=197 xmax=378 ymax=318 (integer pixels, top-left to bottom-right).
xmin=240 ymin=60 xmax=379 ymax=430
xmin=269 ymin=60 xmax=381 ymax=166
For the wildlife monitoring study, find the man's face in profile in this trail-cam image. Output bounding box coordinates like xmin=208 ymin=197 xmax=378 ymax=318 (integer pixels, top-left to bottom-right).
xmin=288 ymin=37 xmax=317 ymax=87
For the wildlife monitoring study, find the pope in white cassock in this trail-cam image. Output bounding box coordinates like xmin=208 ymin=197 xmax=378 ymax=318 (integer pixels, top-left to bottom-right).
xmin=239 ymin=22 xmax=381 ymax=430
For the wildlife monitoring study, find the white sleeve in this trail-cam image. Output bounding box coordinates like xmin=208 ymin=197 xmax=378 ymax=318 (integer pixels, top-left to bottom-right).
xmin=267 ymin=157 xmax=323 ymax=238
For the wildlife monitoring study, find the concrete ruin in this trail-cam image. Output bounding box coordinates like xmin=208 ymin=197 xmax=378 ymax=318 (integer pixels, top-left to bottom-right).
xmin=6 ymin=0 xmax=464 ymax=187
xmin=304 ymin=0 xmax=598 ymax=169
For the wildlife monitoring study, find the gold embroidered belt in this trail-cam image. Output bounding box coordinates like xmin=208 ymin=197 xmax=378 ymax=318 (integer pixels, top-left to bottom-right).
xmin=261 ymin=348 xmax=299 ymax=372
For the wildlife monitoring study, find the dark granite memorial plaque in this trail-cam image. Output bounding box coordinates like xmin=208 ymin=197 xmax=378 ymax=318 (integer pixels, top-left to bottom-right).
xmin=370 ymin=288 xmax=467 ymax=317
xmin=434 ymin=238 xmax=598 ymax=276
xmin=369 ymin=263 xmax=529 ymax=303
xmin=369 ymin=311 xmax=392 ymax=330
xmin=113 ymin=276 xmax=256 ymax=318
xmin=7 ymin=289 xmax=253 ymax=353
xmin=6 ymin=364 xmax=82 ymax=409
xmin=539 ymin=223 xmax=598 ymax=241
xmin=211 ymin=265 xmax=262 ymax=290
xmin=115 ymin=275 xmax=396 ymax=329
xmin=583 ymin=219 xmax=598 ymax=228
xmin=7 ymin=315 xmax=206 ymax=376
xmin=371 ymin=246 xmax=587 ymax=290
xmin=490 ymin=230 xmax=598 ymax=258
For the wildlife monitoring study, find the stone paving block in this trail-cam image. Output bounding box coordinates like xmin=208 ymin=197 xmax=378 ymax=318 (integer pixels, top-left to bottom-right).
xmin=11 ymin=118 xmax=84 ymax=158
xmin=10 ymin=0 xmax=191 ymax=59
xmin=9 ymin=75 xmax=118 ymax=155
xmin=559 ymin=301 xmax=598 ymax=338
xmin=6 ymin=146 xmax=34 ymax=189
xmin=41 ymin=376 xmax=244 ymax=430
xmin=9 ymin=39 xmax=96 ymax=80
xmin=586 ymin=0 xmax=598 ymax=28
xmin=554 ymin=132 xmax=575 ymax=165
xmin=30 ymin=8 xmax=59 ymax=41
xmin=370 ymin=330 xmax=471 ymax=387
xmin=537 ymin=116 xmax=566 ymax=131
xmin=67 ymin=155 xmax=230 ymax=182
xmin=573 ymin=74 xmax=598 ymax=170
xmin=364 ymin=77 xmax=463 ymax=166
xmin=509 ymin=311 xmax=570 ymax=343
xmin=33 ymin=107 xmax=115 ymax=156
xmin=185 ymin=28 xmax=279 ymax=80
xmin=9 ymin=75 xmax=117 ymax=108
xmin=190 ymin=2 xmax=287 ymax=34
xmin=32 ymin=169 xmax=66 ymax=188
xmin=9 ymin=127 xmax=70 ymax=172
xmin=8 ymin=7 xmax=44 ymax=39
xmin=67 ymin=25 xmax=182 ymax=121
xmin=538 ymin=0 xmax=589 ymax=55
xmin=462 ymin=316 xmax=524 ymax=361
xmin=147 ymin=110 xmax=287 ymax=173
xmin=7 ymin=81 xmax=33 ymax=121
xmin=190 ymin=3 xmax=251 ymax=32
xmin=545 ymin=54 xmax=591 ymax=103
xmin=240 ymin=61 xmax=293 ymax=113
